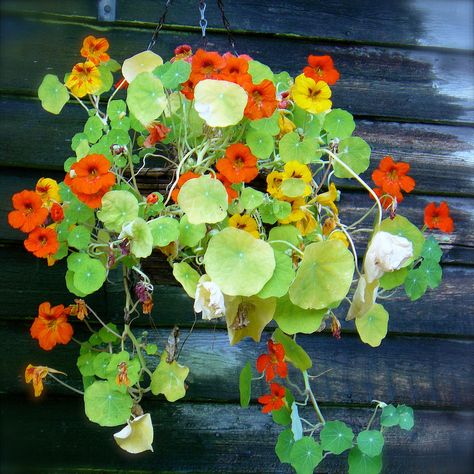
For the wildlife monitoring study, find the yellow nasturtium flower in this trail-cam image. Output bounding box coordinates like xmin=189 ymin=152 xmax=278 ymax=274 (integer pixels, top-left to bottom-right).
xmin=291 ymin=74 xmax=332 ymax=114
xmin=329 ymin=230 xmax=349 ymax=248
xmin=282 ymin=161 xmax=313 ymax=197
xmin=229 ymin=214 xmax=260 ymax=239
xmin=316 ymin=183 xmax=339 ymax=216
xmin=266 ymin=171 xmax=284 ymax=199
xmin=278 ymin=112 xmax=296 ymax=135
xmin=65 ymin=61 xmax=102 ymax=98
xmin=35 ymin=177 xmax=61 ymax=207
xmin=295 ymin=209 xmax=317 ymax=236
xmin=279 ymin=196 xmax=306 ymax=224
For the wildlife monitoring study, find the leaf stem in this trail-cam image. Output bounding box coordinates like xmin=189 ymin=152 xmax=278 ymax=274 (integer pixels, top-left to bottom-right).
xmin=303 ymin=370 xmax=325 ymax=425
xmin=47 ymin=373 xmax=84 ymax=396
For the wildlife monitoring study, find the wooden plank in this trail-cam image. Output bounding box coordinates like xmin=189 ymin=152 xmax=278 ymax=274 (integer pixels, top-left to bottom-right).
xmin=2 ymin=321 xmax=473 ymax=407
xmin=1 ymin=242 xmax=473 ymax=337
xmin=1 ymin=97 xmax=473 ymax=195
xmin=1 ymin=14 xmax=474 ymax=123
xmin=2 ymin=0 xmax=473 ymax=50
xmin=1 ymin=396 xmax=473 ymax=473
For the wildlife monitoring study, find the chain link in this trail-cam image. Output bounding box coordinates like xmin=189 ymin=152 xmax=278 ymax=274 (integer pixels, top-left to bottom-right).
xmin=147 ymin=0 xmax=173 ymax=51
xmin=216 ymin=0 xmax=238 ymax=55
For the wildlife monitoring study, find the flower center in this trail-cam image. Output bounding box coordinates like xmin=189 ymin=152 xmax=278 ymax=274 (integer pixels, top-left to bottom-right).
xmin=307 ymin=88 xmax=320 ymax=99
xmin=233 ymin=156 xmax=245 ymax=169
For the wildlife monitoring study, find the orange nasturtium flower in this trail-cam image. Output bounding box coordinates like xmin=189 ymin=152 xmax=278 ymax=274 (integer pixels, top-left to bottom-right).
xmin=228 ymin=214 xmax=260 ymax=239
xmin=371 ymin=156 xmax=415 ymax=207
xmin=30 ymin=302 xmax=73 ymax=351
xmin=25 ymin=364 xmax=64 ymax=397
xmin=8 ymin=190 xmax=48 ymax=233
xmin=64 ymin=154 xmax=116 ymax=208
xmin=171 ymin=171 xmax=200 ymax=203
xmin=258 ymin=382 xmax=286 ymax=414
xmin=220 ymin=56 xmax=251 ymax=82
xmin=69 ymin=299 xmax=88 ymax=321
xmin=144 ymin=122 xmax=170 ymax=148
xmin=191 ymin=49 xmax=226 ymax=79
xmin=303 ymin=55 xmax=340 ymax=85
xmin=24 ymin=227 xmax=59 ymax=258
xmin=256 ymin=340 xmax=288 ymax=382
xmin=291 ymin=74 xmax=332 ymax=114
xmin=216 ymin=173 xmax=238 ymax=203
xmin=242 ymin=79 xmax=278 ymax=120
xmin=216 ymin=144 xmax=259 ymax=184
xmin=424 ymin=202 xmax=454 ymax=233
xmin=80 ymin=35 xmax=110 ymax=65
xmin=50 ymin=202 xmax=64 ymax=223
xmin=35 ymin=177 xmax=61 ymax=207
xmin=65 ymin=61 xmax=102 ymax=98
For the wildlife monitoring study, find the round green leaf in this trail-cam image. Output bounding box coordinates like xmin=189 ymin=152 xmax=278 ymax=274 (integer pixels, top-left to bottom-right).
xmin=279 ymin=131 xmax=318 ymax=164
xmin=249 ymin=111 xmax=280 ymax=135
xmin=150 ymin=352 xmax=189 ymax=402
xmin=275 ymin=429 xmax=295 ymax=464
xmin=204 ymin=227 xmax=275 ymax=296
xmin=77 ymin=352 xmax=97 ymax=376
xmin=97 ymin=190 xmax=139 ymax=233
xmin=38 ymin=74 xmax=69 ymax=114
xmin=380 ymin=404 xmax=399 ymax=427
xmin=193 ymin=79 xmax=248 ymax=127
xmin=245 ymin=130 xmax=274 ymax=158
xmin=379 ymin=215 xmax=425 ymax=260
xmin=67 ymin=225 xmax=91 ymax=250
xmin=289 ymin=437 xmax=323 ymax=474
xmin=107 ymin=99 xmax=127 ymax=122
xmin=239 ymin=361 xmax=252 ymax=408
xmin=83 ymin=116 xmax=103 ymax=144
xmin=289 ymin=240 xmax=355 ymax=310
xmin=268 ymin=225 xmax=300 ymax=252
xmin=172 ymin=262 xmax=200 ymax=298
xmin=178 ymin=215 xmax=206 ymax=247
xmin=240 ymin=187 xmax=264 ymax=212
xmin=65 ymin=270 xmax=87 ymax=297
xmin=274 ymin=294 xmax=326 ymax=334
xmin=320 ymin=420 xmax=354 ymax=454
xmin=419 ymin=259 xmax=442 ymax=289
xmin=121 ymin=218 xmax=153 ymax=258
xmin=379 ymin=267 xmax=408 ymax=290
xmin=84 ymin=380 xmax=133 ymax=427
xmin=280 ymin=178 xmax=307 ymax=197
xmin=348 ymin=447 xmax=382 ymax=474
xmin=334 ymin=137 xmax=371 ymax=179
xmin=122 ymin=50 xmax=163 ymax=83
xmin=248 ymin=60 xmax=274 ymax=83
xmin=421 ymin=236 xmax=442 ymax=263
xmin=93 ymin=352 xmax=113 ymax=379
xmin=323 ymin=109 xmax=355 ymax=140
xmin=126 ymin=72 xmax=166 ymax=125
xmin=355 ymin=303 xmax=389 ymax=347
xmin=258 ymin=251 xmax=295 ymax=299
xmin=154 ymin=60 xmax=191 ymax=89
xmin=106 ymin=128 xmax=131 ymax=146
xmin=178 ymin=175 xmax=228 ymax=225
xmin=404 ymin=268 xmax=428 ymax=301
xmin=397 ymin=405 xmax=415 ymax=430
xmin=73 ymin=257 xmax=107 ymax=295
xmin=148 ymin=217 xmax=180 ymax=247
xmin=67 ymin=252 xmax=89 ymax=272
xmin=67 ymin=196 xmax=95 ymax=224
xmin=356 ymin=430 xmax=384 ymax=457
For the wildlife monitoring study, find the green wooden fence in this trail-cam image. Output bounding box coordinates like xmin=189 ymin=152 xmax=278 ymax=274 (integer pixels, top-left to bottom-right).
xmin=0 ymin=1 xmax=473 ymax=472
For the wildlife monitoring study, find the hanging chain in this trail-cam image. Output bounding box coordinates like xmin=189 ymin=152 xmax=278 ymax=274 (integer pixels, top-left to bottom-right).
xmin=147 ymin=0 xmax=173 ymax=50
xmin=198 ymin=0 xmax=208 ymax=48
xmin=216 ymin=0 xmax=238 ymax=55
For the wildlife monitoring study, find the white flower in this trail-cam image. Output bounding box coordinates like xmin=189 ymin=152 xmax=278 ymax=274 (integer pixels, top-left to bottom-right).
xmin=347 ymin=274 xmax=379 ymax=320
xmin=364 ymin=231 xmax=413 ymax=283
xmin=194 ymin=275 xmax=226 ymax=320
xmin=113 ymin=413 xmax=154 ymax=454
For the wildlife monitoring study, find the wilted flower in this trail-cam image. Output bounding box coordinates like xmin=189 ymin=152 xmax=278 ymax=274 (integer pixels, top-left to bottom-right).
xmin=194 ymin=275 xmax=226 ymax=320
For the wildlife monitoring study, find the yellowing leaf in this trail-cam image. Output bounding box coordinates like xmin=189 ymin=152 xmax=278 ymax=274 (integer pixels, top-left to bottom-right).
xmin=113 ymin=413 xmax=154 ymax=454
xmin=122 ymin=51 xmax=163 ymax=83
xmin=151 ymin=352 xmax=189 ymax=402
xmin=355 ymin=303 xmax=389 ymax=347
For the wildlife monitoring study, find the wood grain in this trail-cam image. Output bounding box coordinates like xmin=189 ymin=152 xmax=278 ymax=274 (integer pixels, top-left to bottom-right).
xmin=1 ymin=396 xmax=473 ymax=473
xmin=2 ymin=321 xmax=473 ymax=408
xmin=2 ymin=0 xmax=473 ymax=50
xmin=1 ymin=14 xmax=473 ymax=123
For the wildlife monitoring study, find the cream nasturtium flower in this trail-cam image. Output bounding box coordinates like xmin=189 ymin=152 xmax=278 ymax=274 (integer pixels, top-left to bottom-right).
xmin=122 ymin=50 xmax=163 ymax=83
xmin=194 ymin=275 xmax=226 ymax=320
xmin=291 ymin=74 xmax=332 ymax=114
xmin=364 ymin=231 xmax=413 ymax=283
xmin=193 ymin=79 xmax=248 ymax=127
xmin=113 ymin=413 xmax=154 ymax=454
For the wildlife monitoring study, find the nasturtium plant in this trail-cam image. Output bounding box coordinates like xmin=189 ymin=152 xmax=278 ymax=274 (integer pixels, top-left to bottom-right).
xmin=11 ymin=33 xmax=445 ymax=466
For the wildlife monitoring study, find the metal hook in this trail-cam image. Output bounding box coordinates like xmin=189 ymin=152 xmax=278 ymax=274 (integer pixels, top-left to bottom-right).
xmin=199 ymin=1 xmax=208 ymax=38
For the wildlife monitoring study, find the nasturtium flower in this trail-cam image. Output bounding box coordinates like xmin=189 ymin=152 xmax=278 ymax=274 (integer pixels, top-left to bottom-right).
xmin=122 ymin=50 xmax=163 ymax=83
xmin=30 ymin=302 xmax=73 ymax=351
xmin=172 ymin=44 xmax=193 ymax=62
xmin=171 ymin=171 xmax=200 ymax=203
xmin=24 ymin=365 xmax=63 ymax=397
xmin=216 ymin=173 xmax=238 ymax=203
xmin=228 ymin=214 xmax=260 ymax=239
xmin=372 ymin=156 xmax=415 ymax=206
xmin=316 ymin=183 xmax=339 ymax=216
xmin=8 ymin=190 xmax=48 ymax=233
xmin=24 ymin=226 xmax=59 ymax=258
xmin=80 ymin=35 xmax=110 ymax=65
xmin=278 ymin=113 xmax=296 ymax=135
xmin=424 ymin=202 xmax=454 ymax=233
xmin=65 ymin=61 xmax=102 ymax=98
xmin=243 ymin=79 xmax=278 ymax=120
xmin=220 ymin=56 xmax=251 ymax=82
xmin=113 ymin=413 xmax=154 ymax=454
xmin=35 ymin=177 xmax=60 ymax=207
xmin=329 ymin=230 xmax=349 ymax=248
xmin=258 ymin=382 xmax=286 ymax=413
xmin=295 ymin=209 xmax=317 ymax=236
xmin=364 ymin=231 xmax=413 ymax=283
xmin=143 ymin=122 xmax=170 ymax=148
xmin=50 ymin=202 xmax=64 ymax=222
xmin=278 ymin=196 xmax=306 ymax=224
xmin=194 ymin=275 xmax=226 ymax=320
xmin=266 ymin=171 xmax=284 ymax=199
xmin=64 ymin=154 xmax=116 ymax=208
xmin=303 ymin=55 xmax=340 ymax=85
xmin=256 ymin=340 xmax=288 ymax=382
xmin=291 ymin=74 xmax=332 ymax=114
xmin=216 ymin=143 xmax=259 ymax=184
xmin=281 ymin=161 xmax=312 ymax=197
xmin=69 ymin=298 xmax=88 ymax=320
xmin=191 ymin=49 xmax=226 ymax=79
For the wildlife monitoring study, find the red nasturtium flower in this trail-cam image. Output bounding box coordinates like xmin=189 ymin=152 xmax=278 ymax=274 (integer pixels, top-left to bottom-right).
xmin=80 ymin=35 xmax=110 ymax=65
xmin=256 ymin=340 xmax=288 ymax=382
xmin=303 ymin=55 xmax=340 ymax=85
xmin=372 ymin=156 xmax=415 ymax=207
xmin=50 ymin=202 xmax=64 ymax=222
xmin=216 ymin=144 xmax=259 ymax=184
xmin=242 ymin=79 xmax=278 ymax=120
xmin=8 ymin=190 xmax=48 ymax=233
xmin=171 ymin=171 xmax=200 ymax=203
xmin=258 ymin=383 xmax=286 ymax=414
xmin=172 ymin=44 xmax=193 ymax=62
xmin=64 ymin=154 xmax=116 ymax=208
xmin=424 ymin=202 xmax=454 ymax=233
xmin=144 ymin=122 xmax=171 ymax=148
xmin=24 ymin=227 xmax=59 ymax=258
xmin=191 ymin=49 xmax=226 ymax=79
xmin=30 ymin=302 xmax=73 ymax=351
xmin=146 ymin=192 xmax=159 ymax=205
